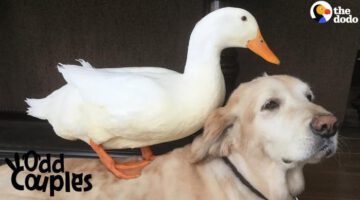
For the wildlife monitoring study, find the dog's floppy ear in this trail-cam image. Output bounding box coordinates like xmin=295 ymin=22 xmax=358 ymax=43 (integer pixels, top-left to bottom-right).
xmin=190 ymin=107 xmax=236 ymax=163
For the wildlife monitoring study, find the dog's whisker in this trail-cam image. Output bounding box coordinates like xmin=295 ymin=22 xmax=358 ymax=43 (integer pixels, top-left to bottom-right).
xmin=333 ymin=153 xmax=343 ymax=167
xmin=337 ymin=136 xmax=351 ymax=154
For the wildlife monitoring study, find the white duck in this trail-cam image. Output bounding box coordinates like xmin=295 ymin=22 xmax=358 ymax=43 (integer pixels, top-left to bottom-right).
xmin=26 ymin=7 xmax=279 ymax=179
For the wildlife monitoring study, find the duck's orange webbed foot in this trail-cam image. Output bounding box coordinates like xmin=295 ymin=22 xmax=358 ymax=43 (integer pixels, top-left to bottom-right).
xmin=89 ymin=139 xmax=155 ymax=179
xmin=140 ymin=146 xmax=156 ymax=161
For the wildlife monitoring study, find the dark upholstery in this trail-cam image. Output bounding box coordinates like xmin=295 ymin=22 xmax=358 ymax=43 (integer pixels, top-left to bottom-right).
xmin=1 ymin=0 xmax=358 ymax=121
xmin=0 ymin=0 xmax=205 ymax=112
xmin=0 ymin=0 xmax=208 ymax=157
xmin=0 ymin=1 xmax=358 ymax=156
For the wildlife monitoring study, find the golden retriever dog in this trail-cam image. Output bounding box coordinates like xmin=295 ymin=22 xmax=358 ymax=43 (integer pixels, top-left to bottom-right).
xmin=0 ymin=75 xmax=338 ymax=200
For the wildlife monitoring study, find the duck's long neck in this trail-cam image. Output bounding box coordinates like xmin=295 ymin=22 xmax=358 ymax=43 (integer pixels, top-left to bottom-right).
xmin=183 ymin=29 xmax=223 ymax=75
xmin=180 ymin=29 xmax=226 ymax=110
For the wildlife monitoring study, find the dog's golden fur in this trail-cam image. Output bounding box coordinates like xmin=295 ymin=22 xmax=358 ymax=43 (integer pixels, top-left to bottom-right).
xmin=0 ymin=75 xmax=337 ymax=200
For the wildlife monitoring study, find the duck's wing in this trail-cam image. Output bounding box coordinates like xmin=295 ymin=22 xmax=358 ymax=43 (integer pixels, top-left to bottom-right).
xmin=74 ymin=59 xmax=180 ymax=76
xmin=101 ymin=66 xmax=179 ymax=75
xmin=57 ymin=63 xmax=174 ymax=126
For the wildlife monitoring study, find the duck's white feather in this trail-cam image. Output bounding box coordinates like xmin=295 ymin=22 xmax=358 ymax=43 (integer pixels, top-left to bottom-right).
xmin=25 ymin=8 xmax=265 ymax=149
xmin=28 ymin=60 xmax=225 ymax=148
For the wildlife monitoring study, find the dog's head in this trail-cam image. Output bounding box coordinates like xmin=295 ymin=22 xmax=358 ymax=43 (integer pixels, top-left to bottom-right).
xmin=191 ymin=75 xmax=338 ymax=165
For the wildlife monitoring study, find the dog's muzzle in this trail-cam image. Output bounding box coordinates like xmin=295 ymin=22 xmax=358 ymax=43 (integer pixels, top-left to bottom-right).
xmin=310 ymin=114 xmax=339 ymax=159
xmin=310 ymin=114 xmax=339 ymax=138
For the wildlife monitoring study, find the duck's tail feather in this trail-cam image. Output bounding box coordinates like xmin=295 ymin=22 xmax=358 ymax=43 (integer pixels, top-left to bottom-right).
xmin=25 ymin=98 xmax=48 ymax=120
xmin=75 ymin=59 xmax=93 ymax=69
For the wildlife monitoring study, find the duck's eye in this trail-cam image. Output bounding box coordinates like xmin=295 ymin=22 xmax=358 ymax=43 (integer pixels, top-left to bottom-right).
xmin=241 ymin=16 xmax=247 ymax=21
xmin=261 ymin=99 xmax=280 ymax=111
xmin=306 ymin=94 xmax=313 ymax=102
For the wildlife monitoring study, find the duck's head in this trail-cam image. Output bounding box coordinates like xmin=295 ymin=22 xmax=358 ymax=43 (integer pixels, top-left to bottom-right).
xmin=191 ymin=7 xmax=280 ymax=65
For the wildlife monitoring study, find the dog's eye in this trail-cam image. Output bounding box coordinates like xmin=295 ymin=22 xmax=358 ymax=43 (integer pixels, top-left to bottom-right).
xmin=261 ymin=99 xmax=280 ymax=111
xmin=306 ymin=93 xmax=313 ymax=102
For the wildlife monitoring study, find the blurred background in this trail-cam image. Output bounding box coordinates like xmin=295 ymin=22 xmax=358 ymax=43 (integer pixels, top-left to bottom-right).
xmin=0 ymin=0 xmax=359 ymax=199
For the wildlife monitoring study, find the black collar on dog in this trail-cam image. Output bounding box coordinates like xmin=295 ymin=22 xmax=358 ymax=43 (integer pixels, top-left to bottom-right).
xmin=222 ymin=157 xmax=299 ymax=200
xmin=222 ymin=156 xmax=268 ymax=200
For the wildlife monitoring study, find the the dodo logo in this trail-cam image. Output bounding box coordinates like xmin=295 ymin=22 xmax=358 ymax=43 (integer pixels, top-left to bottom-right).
xmin=310 ymin=1 xmax=333 ymax=24
xmin=310 ymin=1 xmax=358 ymax=24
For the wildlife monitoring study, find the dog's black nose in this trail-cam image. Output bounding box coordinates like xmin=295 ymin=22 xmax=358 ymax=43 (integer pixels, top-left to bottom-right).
xmin=310 ymin=114 xmax=338 ymax=138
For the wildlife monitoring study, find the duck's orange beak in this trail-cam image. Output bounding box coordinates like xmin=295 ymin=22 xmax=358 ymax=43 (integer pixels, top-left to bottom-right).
xmin=247 ymin=30 xmax=280 ymax=65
